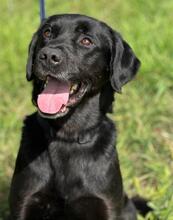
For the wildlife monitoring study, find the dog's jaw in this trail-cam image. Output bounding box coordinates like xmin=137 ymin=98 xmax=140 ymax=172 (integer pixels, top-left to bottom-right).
xmin=35 ymin=76 xmax=90 ymax=119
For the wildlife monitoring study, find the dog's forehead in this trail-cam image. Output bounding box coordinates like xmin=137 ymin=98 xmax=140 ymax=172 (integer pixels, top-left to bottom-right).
xmin=44 ymin=14 xmax=110 ymax=35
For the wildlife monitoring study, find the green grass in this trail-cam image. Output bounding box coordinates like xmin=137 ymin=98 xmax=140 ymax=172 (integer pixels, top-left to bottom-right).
xmin=0 ymin=0 xmax=173 ymax=219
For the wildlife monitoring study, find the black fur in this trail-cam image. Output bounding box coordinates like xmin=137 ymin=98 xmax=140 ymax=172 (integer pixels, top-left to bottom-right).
xmin=9 ymin=14 xmax=144 ymax=220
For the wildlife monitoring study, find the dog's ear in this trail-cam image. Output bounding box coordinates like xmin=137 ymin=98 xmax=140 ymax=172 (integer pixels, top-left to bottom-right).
xmin=110 ymin=32 xmax=141 ymax=93
xmin=26 ymin=33 xmax=38 ymax=81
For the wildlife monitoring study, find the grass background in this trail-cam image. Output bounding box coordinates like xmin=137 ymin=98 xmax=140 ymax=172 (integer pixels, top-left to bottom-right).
xmin=0 ymin=0 xmax=173 ymax=219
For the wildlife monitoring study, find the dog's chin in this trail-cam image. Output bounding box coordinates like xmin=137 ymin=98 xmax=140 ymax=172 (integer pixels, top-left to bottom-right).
xmin=38 ymin=108 xmax=70 ymax=119
xmin=35 ymin=75 xmax=89 ymax=120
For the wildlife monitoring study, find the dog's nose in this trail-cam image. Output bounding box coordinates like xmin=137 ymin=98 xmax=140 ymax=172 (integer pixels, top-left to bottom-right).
xmin=39 ymin=48 xmax=62 ymax=66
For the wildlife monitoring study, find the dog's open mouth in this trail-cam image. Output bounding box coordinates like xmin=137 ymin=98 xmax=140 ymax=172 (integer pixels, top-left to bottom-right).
xmin=37 ymin=76 xmax=88 ymax=118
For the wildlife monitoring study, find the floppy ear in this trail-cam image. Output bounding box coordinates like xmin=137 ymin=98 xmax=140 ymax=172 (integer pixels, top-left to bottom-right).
xmin=26 ymin=33 xmax=38 ymax=81
xmin=110 ymin=32 xmax=141 ymax=93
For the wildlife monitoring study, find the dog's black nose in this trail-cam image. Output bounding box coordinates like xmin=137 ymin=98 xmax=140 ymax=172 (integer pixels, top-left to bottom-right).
xmin=39 ymin=48 xmax=62 ymax=66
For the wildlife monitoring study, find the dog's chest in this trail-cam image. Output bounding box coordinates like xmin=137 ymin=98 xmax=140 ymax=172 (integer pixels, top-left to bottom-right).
xmin=47 ymin=139 xmax=112 ymax=198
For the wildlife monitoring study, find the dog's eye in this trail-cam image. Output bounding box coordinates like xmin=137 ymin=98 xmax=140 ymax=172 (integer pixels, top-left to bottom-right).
xmin=43 ymin=29 xmax=52 ymax=38
xmin=80 ymin=37 xmax=93 ymax=46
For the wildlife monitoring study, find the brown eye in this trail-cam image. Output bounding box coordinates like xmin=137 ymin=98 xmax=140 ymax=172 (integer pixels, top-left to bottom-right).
xmin=43 ymin=29 xmax=51 ymax=38
xmin=80 ymin=37 xmax=93 ymax=46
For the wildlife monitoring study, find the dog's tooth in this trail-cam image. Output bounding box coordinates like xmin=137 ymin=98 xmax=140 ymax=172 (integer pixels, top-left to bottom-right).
xmin=70 ymin=84 xmax=78 ymax=94
xmin=44 ymin=79 xmax=48 ymax=88
xmin=61 ymin=106 xmax=66 ymax=112
xmin=71 ymin=83 xmax=78 ymax=91
xmin=43 ymin=78 xmax=49 ymax=89
xmin=72 ymin=84 xmax=78 ymax=91
xmin=70 ymin=86 xmax=73 ymax=94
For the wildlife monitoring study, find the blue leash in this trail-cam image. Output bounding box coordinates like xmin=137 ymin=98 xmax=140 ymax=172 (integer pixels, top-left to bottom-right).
xmin=40 ymin=0 xmax=46 ymax=21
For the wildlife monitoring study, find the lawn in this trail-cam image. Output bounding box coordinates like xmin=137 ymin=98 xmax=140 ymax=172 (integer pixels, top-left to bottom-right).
xmin=0 ymin=0 xmax=173 ymax=219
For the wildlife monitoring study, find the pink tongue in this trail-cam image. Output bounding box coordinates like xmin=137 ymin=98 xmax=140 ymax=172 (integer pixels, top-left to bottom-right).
xmin=37 ymin=78 xmax=69 ymax=114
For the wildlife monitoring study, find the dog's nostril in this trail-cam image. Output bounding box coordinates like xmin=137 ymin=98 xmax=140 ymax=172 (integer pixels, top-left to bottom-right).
xmin=39 ymin=53 xmax=47 ymax=60
xmin=51 ymin=55 xmax=61 ymax=64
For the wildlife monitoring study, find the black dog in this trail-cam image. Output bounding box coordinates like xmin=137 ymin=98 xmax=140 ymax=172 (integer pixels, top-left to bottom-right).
xmin=9 ymin=14 xmax=143 ymax=220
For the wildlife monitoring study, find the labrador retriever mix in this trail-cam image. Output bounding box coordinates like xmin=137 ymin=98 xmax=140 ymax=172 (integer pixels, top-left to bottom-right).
xmin=9 ymin=14 xmax=143 ymax=220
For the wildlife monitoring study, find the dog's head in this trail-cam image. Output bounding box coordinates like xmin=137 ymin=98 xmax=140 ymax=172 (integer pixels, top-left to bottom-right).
xmin=26 ymin=14 xmax=140 ymax=119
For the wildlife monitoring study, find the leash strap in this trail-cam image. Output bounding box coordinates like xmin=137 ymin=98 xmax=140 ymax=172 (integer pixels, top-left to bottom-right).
xmin=40 ymin=0 xmax=46 ymax=22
